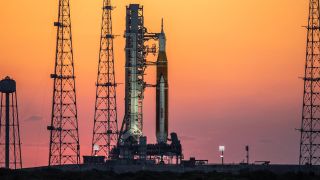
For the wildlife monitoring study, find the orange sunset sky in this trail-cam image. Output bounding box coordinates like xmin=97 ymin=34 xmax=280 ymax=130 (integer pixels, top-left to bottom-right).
xmin=0 ymin=0 xmax=308 ymax=167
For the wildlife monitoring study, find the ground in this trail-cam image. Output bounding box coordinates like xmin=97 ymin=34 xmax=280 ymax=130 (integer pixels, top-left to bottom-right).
xmin=0 ymin=168 xmax=319 ymax=180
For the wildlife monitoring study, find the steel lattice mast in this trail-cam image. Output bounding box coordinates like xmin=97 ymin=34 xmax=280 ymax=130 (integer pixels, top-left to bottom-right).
xmin=299 ymin=0 xmax=320 ymax=166
xmin=47 ymin=0 xmax=80 ymax=165
xmin=91 ymin=0 xmax=119 ymax=158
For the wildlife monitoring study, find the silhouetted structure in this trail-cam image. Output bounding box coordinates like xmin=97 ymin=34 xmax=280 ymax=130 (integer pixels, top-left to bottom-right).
xmin=0 ymin=76 xmax=22 ymax=169
xmin=91 ymin=0 xmax=119 ymax=159
xmin=246 ymin=145 xmax=249 ymax=164
xmin=112 ymin=4 xmax=183 ymax=164
xmin=299 ymin=0 xmax=320 ymax=166
xmin=47 ymin=0 xmax=80 ymax=165
xmin=119 ymin=4 xmax=146 ymax=146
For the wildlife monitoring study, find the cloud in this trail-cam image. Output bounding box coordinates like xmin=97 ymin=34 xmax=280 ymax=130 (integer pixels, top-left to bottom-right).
xmin=25 ymin=115 xmax=43 ymax=122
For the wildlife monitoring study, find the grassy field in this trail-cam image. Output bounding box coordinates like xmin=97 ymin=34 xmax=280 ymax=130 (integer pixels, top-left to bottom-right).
xmin=0 ymin=168 xmax=319 ymax=180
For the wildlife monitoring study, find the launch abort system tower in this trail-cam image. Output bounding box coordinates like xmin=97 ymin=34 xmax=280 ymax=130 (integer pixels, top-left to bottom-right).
xmin=47 ymin=0 xmax=80 ymax=165
xmin=0 ymin=77 xmax=22 ymax=169
xmin=299 ymin=0 xmax=320 ymax=166
xmin=91 ymin=0 xmax=119 ymax=159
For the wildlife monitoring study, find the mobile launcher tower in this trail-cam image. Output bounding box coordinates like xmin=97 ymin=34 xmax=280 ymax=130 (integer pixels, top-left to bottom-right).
xmin=113 ymin=4 xmax=183 ymax=164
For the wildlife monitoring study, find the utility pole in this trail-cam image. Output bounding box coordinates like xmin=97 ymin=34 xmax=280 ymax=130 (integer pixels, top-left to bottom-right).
xmin=246 ymin=145 xmax=249 ymax=164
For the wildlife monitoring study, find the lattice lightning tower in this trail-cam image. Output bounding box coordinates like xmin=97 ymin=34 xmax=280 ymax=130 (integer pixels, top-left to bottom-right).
xmin=91 ymin=0 xmax=119 ymax=158
xmin=299 ymin=0 xmax=320 ymax=166
xmin=47 ymin=0 xmax=80 ymax=165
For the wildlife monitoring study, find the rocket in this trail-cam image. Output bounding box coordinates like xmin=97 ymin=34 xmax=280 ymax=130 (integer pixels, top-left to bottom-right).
xmin=156 ymin=19 xmax=169 ymax=144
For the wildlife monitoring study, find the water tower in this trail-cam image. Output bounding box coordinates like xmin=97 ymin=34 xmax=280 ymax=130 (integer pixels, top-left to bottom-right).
xmin=0 ymin=76 xmax=22 ymax=169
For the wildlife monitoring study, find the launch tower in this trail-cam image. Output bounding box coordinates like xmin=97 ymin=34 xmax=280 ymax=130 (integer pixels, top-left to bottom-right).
xmin=119 ymin=4 xmax=145 ymax=145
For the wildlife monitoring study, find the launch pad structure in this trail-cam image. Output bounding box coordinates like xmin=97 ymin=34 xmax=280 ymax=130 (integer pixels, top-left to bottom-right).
xmin=41 ymin=0 xmax=183 ymax=166
xmin=113 ymin=4 xmax=182 ymax=164
xmin=85 ymin=3 xmax=183 ymax=165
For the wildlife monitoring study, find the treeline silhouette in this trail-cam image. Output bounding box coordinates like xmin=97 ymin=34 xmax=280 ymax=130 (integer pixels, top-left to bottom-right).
xmin=0 ymin=168 xmax=319 ymax=180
